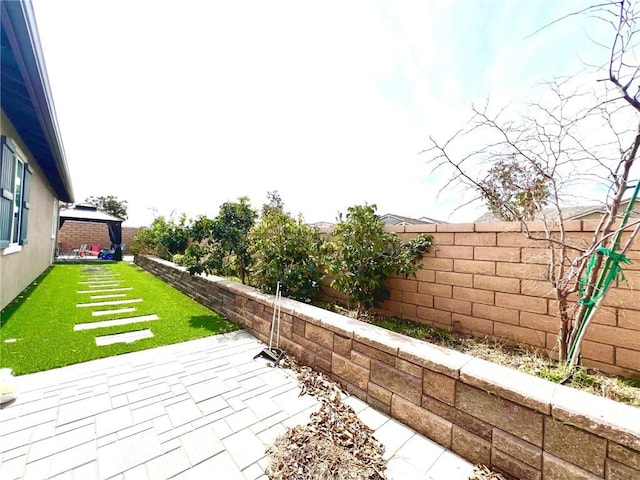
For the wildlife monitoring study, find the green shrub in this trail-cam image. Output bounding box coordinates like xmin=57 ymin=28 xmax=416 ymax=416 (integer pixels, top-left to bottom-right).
xmin=183 ymin=217 xmax=224 ymax=276
xmin=326 ymin=204 xmax=432 ymax=314
xmin=212 ymin=197 xmax=257 ymax=283
xmin=130 ymin=226 xmax=156 ymax=256
xmin=157 ymin=213 xmax=190 ymax=258
xmin=131 ymin=213 xmax=190 ymax=260
xmin=248 ymin=208 xmax=326 ymax=302
xmin=182 ymin=198 xmax=257 ymax=283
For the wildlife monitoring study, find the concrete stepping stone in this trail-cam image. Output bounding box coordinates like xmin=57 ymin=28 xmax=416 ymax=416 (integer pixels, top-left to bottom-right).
xmin=77 ymin=299 xmax=142 ymax=308
xmin=74 ymin=315 xmax=159 ymax=331
xmin=90 ymin=294 xmax=126 ymax=299
xmin=92 ymin=307 xmax=136 ymax=316
xmin=95 ymin=329 xmax=154 ymax=346
xmin=81 ymin=268 xmax=108 ymax=274
xmin=78 ymin=280 xmax=123 ymax=285
xmin=78 ymin=288 xmax=132 ymax=294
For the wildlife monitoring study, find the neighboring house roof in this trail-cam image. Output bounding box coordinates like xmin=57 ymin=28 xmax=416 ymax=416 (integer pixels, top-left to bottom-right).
xmin=1 ymin=0 xmax=74 ymax=203
xmin=419 ymin=216 xmax=445 ymax=224
xmin=475 ymin=200 xmax=640 ymax=222
xmin=475 ymin=210 xmax=515 ymax=223
xmin=307 ymin=221 xmax=335 ymax=229
xmin=380 ymin=214 xmax=443 ymax=226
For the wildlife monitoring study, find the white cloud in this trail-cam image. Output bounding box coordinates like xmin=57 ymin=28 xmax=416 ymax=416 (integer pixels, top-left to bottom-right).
xmin=32 ymin=0 xmax=620 ymax=226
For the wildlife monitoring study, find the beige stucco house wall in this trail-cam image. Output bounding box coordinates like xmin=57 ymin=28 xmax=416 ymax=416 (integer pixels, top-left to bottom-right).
xmin=0 ymin=114 xmax=61 ymax=309
xmin=0 ymin=1 xmax=74 ymax=310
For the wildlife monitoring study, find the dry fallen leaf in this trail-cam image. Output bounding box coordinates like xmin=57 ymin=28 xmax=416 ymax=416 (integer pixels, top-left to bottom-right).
xmin=265 ymin=355 xmax=387 ymax=480
xmin=266 ymin=355 xmax=511 ymax=480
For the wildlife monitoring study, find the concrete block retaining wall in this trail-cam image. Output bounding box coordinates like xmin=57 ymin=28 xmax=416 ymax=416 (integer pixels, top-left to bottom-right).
xmin=135 ymin=254 xmax=640 ymax=480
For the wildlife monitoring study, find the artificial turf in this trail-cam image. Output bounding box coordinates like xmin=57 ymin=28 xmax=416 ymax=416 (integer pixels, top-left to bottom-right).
xmin=0 ymin=262 xmax=240 ymax=375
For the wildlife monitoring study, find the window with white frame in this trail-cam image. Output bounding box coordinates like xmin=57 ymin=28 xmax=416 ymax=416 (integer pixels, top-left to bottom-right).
xmin=11 ymin=157 xmax=24 ymax=244
xmin=1 ymin=136 xmax=31 ymax=250
xmin=51 ymin=199 xmax=58 ymax=239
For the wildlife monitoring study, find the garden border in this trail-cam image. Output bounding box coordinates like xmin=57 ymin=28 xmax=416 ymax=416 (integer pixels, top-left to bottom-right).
xmin=135 ymin=254 xmax=640 ymax=480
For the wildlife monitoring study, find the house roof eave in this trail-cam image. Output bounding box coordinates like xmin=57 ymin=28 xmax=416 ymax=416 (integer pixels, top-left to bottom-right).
xmin=1 ymin=1 xmax=74 ymax=203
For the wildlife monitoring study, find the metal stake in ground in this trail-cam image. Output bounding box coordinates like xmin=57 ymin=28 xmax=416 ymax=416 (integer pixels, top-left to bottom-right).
xmin=253 ymin=282 xmax=284 ymax=364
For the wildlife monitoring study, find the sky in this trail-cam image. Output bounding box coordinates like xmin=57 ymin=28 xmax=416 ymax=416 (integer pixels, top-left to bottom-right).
xmin=30 ymin=0 xmax=609 ymax=227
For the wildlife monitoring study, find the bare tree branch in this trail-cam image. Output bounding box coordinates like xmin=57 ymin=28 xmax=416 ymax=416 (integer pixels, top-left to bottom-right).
xmin=421 ymin=8 xmax=640 ymax=366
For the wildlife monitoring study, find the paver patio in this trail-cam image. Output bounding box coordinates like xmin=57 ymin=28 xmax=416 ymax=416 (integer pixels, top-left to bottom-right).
xmin=0 ymin=330 xmax=475 ymax=479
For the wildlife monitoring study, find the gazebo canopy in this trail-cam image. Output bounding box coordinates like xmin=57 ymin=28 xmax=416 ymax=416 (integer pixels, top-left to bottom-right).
xmin=59 ymin=204 xmax=123 ymax=247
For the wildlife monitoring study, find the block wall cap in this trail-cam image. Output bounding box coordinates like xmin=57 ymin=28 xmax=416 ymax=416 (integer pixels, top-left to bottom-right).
xmin=474 ymin=222 xmax=522 ymax=232
xmin=212 ymin=276 xmax=262 ymax=297
xmin=551 ymin=383 xmax=640 ymax=451
xmin=148 ymin=256 xmax=188 ymax=272
xmin=436 ymin=223 xmax=475 ymax=232
xmin=353 ymin=326 xmax=406 ymax=356
xmin=289 ymin=302 xmax=361 ymax=338
xmin=405 ymin=224 xmax=437 ymax=233
xmin=460 ymin=358 xmax=555 ymax=414
xmin=398 ymin=337 xmax=473 ymax=377
xmin=200 ymin=268 xmax=361 ymax=339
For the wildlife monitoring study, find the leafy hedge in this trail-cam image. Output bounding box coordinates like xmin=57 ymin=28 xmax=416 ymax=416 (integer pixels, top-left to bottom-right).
xmin=132 ymin=198 xmax=433 ymax=313
xmin=326 ymin=204 xmax=432 ymax=313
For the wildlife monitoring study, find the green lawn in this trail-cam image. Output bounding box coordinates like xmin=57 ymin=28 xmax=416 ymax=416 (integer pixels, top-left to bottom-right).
xmin=0 ymin=262 xmax=240 ymax=375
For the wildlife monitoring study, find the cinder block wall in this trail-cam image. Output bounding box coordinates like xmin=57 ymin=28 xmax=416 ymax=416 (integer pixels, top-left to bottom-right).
xmin=318 ymin=221 xmax=640 ymax=376
xmin=58 ymin=221 xmax=139 ymax=253
xmin=135 ymin=254 xmax=640 ymax=480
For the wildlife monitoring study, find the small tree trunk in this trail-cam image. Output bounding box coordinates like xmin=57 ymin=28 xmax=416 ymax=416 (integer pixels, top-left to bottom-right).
xmin=239 ymin=259 xmax=246 ymax=284
xmin=557 ymin=297 xmax=570 ymax=362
